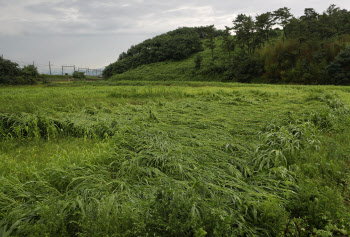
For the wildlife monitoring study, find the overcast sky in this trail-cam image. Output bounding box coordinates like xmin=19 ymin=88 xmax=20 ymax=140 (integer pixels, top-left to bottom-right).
xmin=0 ymin=0 xmax=349 ymax=73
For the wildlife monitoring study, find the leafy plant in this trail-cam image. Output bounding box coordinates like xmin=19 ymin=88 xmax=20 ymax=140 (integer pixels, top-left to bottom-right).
xmin=72 ymin=71 xmax=86 ymax=79
xmin=326 ymin=46 xmax=350 ymax=85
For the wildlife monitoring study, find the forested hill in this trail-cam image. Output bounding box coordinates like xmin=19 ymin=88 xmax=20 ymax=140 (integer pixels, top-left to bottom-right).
xmin=105 ymin=5 xmax=350 ymax=85
xmin=103 ymin=27 xmax=222 ymax=79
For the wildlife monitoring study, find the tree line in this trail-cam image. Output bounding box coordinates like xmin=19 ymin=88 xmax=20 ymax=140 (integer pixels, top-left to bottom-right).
xmin=200 ymin=5 xmax=350 ymax=84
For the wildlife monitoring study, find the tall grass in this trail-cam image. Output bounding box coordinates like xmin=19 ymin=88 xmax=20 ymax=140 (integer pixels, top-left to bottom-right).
xmin=0 ymin=84 xmax=349 ymax=236
xmin=0 ymin=113 xmax=116 ymax=140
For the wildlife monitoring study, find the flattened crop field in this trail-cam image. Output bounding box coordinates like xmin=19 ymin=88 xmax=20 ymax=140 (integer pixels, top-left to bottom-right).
xmin=1 ymin=81 xmax=350 ymax=236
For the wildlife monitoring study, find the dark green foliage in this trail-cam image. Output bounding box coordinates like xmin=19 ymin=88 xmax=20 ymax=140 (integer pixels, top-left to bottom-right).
xmin=255 ymin=5 xmax=350 ymax=84
xmin=0 ymin=58 xmax=38 ymax=85
xmin=285 ymin=6 xmax=350 ymax=42
xmin=258 ymin=34 xmax=350 ymax=84
xmin=0 ymin=58 xmax=21 ymax=78
xmin=225 ymin=54 xmax=264 ymax=82
xmin=7 ymin=76 xmax=37 ymax=85
xmin=72 ymin=71 xmax=86 ymax=79
xmin=0 ymin=57 xmax=21 ymax=85
xmin=21 ymin=65 xmax=39 ymax=78
xmin=103 ymin=27 xmax=203 ymax=78
xmin=255 ymin=12 xmax=274 ymax=44
xmin=273 ymin=7 xmax=292 ymax=40
xmin=233 ymin=14 xmax=255 ymax=55
xmin=221 ymin=26 xmax=235 ymax=58
xmin=326 ymin=46 xmax=350 ymax=85
xmin=194 ymin=54 xmax=203 ymax=70
xmin=194 ymin=26 xmax=224 ymax=39
xmin=204 ymin=25 xmax=216 ymax=60
xmin=200 ymin=61 xmax=227 ymax=79
xmin=239 ymin=5 xmax=349 ymax=85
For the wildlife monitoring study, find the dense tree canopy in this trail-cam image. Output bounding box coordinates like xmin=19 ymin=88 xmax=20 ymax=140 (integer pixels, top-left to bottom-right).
xmin=326 ymin=45 xmax=350 ymax=84
xmin=224 ymin=4 xmax=350 ymax=84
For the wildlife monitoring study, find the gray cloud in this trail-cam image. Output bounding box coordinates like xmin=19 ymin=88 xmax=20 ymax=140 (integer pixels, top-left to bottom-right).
xmin=0 ymin=0 xmax=349 ymax=70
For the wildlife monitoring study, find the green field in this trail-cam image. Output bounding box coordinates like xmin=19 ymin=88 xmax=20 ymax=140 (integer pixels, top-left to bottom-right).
xmin=1 ymin=81 xmax=350 ymax=236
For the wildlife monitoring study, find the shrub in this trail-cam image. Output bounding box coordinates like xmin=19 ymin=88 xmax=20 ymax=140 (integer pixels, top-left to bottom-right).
xmin=0 ymin=58 xmax=38 ymax=85
xmin=0 ymin=57 xmax=21 ymax=84
xmin=22 ymin=65 xmax=39 ymax=78
xmin=72 ymin=71 xmax=86 ymax=79
xmin=326 ymin=46 xmax=350 ymax=85
xmin=228 ymin=54 xmax=264 ymax=83
xmin=194 ymin=55 xmax=203 ymax=70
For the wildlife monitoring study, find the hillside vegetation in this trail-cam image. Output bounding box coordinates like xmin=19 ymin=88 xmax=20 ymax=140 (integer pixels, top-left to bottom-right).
xmin=106 ymin=5 xmax=350 ymax=85
xmin=103 ymin=27 xmax=211 ymax=78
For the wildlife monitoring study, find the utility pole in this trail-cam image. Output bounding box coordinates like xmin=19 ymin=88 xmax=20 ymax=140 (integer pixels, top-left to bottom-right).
xmin=61 ymin=65 xmax=75 ymax=75
xmin=91 ymin=69 xmax=97 ymax=76
xmin=49 ymin=61 xmax=52 ymax=75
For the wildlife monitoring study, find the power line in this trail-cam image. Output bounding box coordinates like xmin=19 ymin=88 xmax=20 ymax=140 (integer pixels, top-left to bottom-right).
xmin=0 ymin=55 xmax=104 ymax=76
xmin=61 ymin=65 xmax=75 ymax=75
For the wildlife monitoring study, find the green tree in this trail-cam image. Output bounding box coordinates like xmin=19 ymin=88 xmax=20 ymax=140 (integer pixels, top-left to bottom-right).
xmin=221 ymin=26 xmax=235 ymax=58
xmin=204 ymin=25 xmax=216 ymax=60
xmin=233 ymin=14 xmax=255 ymax=55
xmin=230 ymin=53 xmax=264 ymax=82
xmin=255 ymin=12 xmax=275 ymax=44
xmin=322 ymin=4 xmax=350 ymax=36
xmin=300 ymin=8 xmax=320 ymax=40
xmin=0 ymin=57 xmax=22 ymax=84
xmin=273 ymin=7 xmax=293 ymax=40
xmin=22 ymin=65 xmax=39 ymax=78
xmin=326 ymin=46 xmax=350 ymax=85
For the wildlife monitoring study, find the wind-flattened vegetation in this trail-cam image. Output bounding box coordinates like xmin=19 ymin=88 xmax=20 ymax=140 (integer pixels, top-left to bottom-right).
xmin=0 ymin=82 xmax=350 ymax=236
